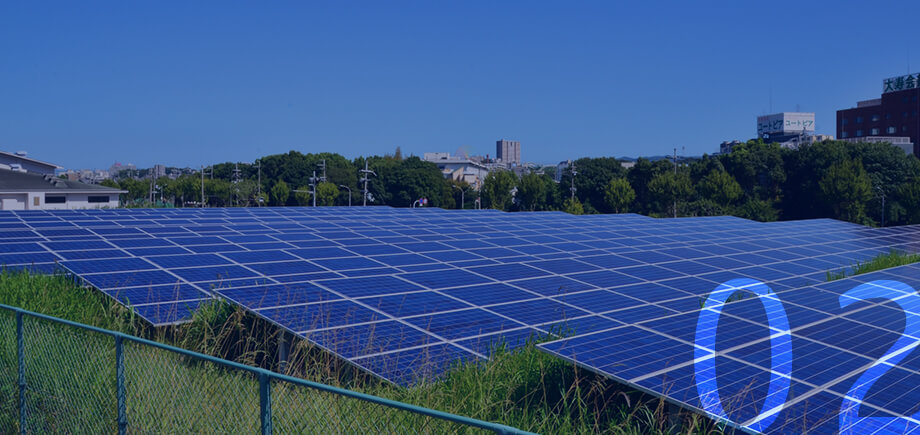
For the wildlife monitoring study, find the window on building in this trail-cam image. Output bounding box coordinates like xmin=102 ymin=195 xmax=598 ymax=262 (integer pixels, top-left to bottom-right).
xmin=856 ymin=116 xmax=864 ymax=123
xmin=886 ymin=113 xmax=892 ymax=120
xmin=44 ymin=196 xmax=66 ymax=204
xmin=904 ymin=125 xmax=909 ymax=132
xmin=88 ymin=196 xmax=110 ymax=203
xmin=871 ymin=128 xmax=880 ymax=135
xmin=841 ymin=131 xmax=849 ymax=138
xmin=888 ymin=126 xmax=898 ymax=134
xmin=842 ymin=118 xmax=849 ymax=125
xmin=904 ymin=112 xmax=909 ymax=118
xmin=871 ymin=114 xmax=880 ymax=122
xmin=856 ymin=129 xmax=863 ymax=136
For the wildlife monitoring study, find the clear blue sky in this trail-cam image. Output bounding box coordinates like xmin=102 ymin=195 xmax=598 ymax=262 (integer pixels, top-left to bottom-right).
xmin=2 ymin=1 xmax=919 ymax=169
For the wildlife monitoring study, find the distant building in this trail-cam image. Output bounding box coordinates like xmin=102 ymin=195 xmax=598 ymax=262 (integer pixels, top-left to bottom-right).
xmin=719 ymin=140 xmax=744 ymax=154
xmin=496 ymin=139 xmax=521 ymax=166
xmin=554 ymin=161 xmax=571 ymax=183
xmin=0 ymin=169 xmax=124 ymax=210
xmin=109 ymin=162 xmax=138 ymax=179
xmin=0 ymin=151 xmax=61 ymax=176
xmin=756 ymin=112 xmax=830 ymax=148
xmin=775 ymin=133 xmax=835 ymax=150
xmin=63 ymin=168 xmax=110 ymax=184
xmin=152 ymin=164 xmax=167 ymax=179
xmin=837 ymin=73 xmax=920 ymax=157
xmin=422 ymin=153 xmax=490 ymax=188
xmin=840 ymin=136 xmax=914 ymax=155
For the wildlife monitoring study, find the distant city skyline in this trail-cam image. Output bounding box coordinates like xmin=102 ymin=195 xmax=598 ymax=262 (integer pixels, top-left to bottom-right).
xmin=3 ymin=1 xmax=920 ymax=169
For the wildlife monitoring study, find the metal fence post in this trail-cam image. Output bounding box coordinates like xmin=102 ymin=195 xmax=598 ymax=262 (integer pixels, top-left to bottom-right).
xmin=17 ymin=311 xmax=25 ymax=435
xmin=116 ymin=336 xmax=126 ymax=435
xmin=259 ymin=373 xmax=272 ymax=435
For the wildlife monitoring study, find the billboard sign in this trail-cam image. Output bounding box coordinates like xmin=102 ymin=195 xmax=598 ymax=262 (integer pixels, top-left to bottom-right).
xmin=883 ymin=73 xmax=919 ymax=93
xmin=756 ymin=112 xmax=815 ymax=136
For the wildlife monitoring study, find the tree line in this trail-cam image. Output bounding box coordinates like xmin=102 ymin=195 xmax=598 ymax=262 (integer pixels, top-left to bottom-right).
xmin=101 ymin=140 xmax=920 ymax=226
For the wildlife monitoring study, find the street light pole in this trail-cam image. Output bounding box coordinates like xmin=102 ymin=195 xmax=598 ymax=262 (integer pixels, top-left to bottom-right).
xmin=339 ymin=185 xmax=352 ymax=206
xmin=452 ymin=184 xmax=466 ymax=209
xmin=876 ymin=185 xmax=886 ymax=227
xmin=310 ymin=171 xmax=317 ymax=207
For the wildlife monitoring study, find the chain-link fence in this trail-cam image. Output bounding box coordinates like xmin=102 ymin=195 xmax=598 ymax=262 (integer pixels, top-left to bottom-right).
xmin=0 ymin=303 xmax=532 ymax=434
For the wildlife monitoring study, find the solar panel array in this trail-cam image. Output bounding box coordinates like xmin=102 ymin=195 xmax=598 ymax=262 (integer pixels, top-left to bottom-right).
xmin=2 ymin=207 xmax=919 ymax=433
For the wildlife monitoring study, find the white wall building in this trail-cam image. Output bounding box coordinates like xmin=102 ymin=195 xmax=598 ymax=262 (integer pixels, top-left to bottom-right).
xmin=0 ymin=151 xmax=61 ymax=175
xmin=0 ymin=169 xmax=124 ymax=210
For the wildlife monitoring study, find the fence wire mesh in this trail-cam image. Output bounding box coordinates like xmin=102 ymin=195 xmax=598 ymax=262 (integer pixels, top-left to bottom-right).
xmin=124 ymin=341 xmax=261 ymax=433
xmin=23 ymin=315 xmax=116 ymax=433
xmin=0 ymin=304 xmax=529 ymax=434
xmin=0 ymin=310 xmax=16 ymax=430
xmin=271 ymin=379 xmax=492 ymax=434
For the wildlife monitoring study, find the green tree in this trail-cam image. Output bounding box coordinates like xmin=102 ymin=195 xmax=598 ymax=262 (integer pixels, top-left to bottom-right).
xmin=559 ymin=157 xmax=627 ymax=212
xmin=648 ymin=171 xmax=693 ymax=217
xmin=271 ymin=180 xmax=290 ymax=206
xmin=736 ymin=198 xmax=779 ymax=222
xmin=516 ymin=172 xmax=549 ymax=211
xmin=316 ymin=182 xmax=339 ymax=206
xmin=204 ymin=178 xmax=232 ymax=206
xmin=359 ymin=156 xmax=453 ymax=208
xmin=604 ymin=178 xmax=635 ymax=213
xmin=481 ymin=170 xmax=517 ymax=210
xmin=898 ymin=180 xmax=920 ymax=224
xmin=563 ymin=197 xmax=584 ymax=215
xmin=294 ymin=185 xmax=312 ymax=206
xmin=626 ymin=158 xmax=672 ymax=214
xmin=698 ymin=170 xmax=742 ymax=207
xmin=819 ymin=159 xmax=873 ymax=222
xmin=720 ymin=140 xmax=786 ymax=202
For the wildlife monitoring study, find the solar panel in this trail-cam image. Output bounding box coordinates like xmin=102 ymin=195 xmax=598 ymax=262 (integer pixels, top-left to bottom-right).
xmin=2 ymin=207 xmax=919 ymax=433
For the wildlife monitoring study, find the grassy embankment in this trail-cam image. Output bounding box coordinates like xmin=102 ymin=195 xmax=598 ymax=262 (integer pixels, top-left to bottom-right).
xmin=826 ymin=250 xmax=920 ymax=281
xmin=0 ymin=270 xmax=728 ymax=434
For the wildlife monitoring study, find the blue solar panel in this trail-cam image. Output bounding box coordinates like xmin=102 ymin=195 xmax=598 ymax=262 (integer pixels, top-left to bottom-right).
xmin=404 ymin=308 xmax=521 ymax=340
xmin=218 ymin=283 xmax=339 ymax=309
xmin=170 ymin=265 xmax=258 ymax=282
xmin=5 ymin=206 xmax=920 ymax=432
xmin=307 ymin=320 xmax=436 ymax=359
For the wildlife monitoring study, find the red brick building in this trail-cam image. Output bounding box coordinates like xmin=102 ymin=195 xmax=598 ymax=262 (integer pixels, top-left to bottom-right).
xmin=837 ymin=74 xmax=920 ymax=157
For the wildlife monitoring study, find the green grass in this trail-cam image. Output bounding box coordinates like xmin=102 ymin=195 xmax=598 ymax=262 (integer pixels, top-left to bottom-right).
xmin=0 ymin=270 xmax=729 ymax=434
xmin=826 ymin=249 xmax=920 ymax=281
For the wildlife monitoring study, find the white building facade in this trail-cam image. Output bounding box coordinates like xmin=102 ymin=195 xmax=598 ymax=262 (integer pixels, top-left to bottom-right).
xmin=0 ymin=171 xmax=123 ymax=210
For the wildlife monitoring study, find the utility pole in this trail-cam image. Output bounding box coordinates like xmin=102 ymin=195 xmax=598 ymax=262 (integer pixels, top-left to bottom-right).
xmin=318 ymin=159 xmax=327 ymax=183
xmin=255 ymin=159 xmax=262 ymax=206
xmin=672 ymin=148 xmax=678 ymax=218
xmin=200 ymin=165 xmax=212 ymax=208
xmin=671 ymin=146 xmax=684 ymax=218
xmin=359 ymin=160 xmax=376 ymax=206
xmin=569 ymin=162 xmax=577 ymax=201
xmin=309 ymin=171 xmax=318 ymax=207
xmin=232 ymin=162 xmax=242 ymax=207
xmin=673 ymin=148 xmax=678 ymax=174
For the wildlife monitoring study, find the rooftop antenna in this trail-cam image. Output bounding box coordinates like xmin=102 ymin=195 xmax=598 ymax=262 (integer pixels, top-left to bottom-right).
xmin=769 ymin=84 xmax=773 ymax=114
